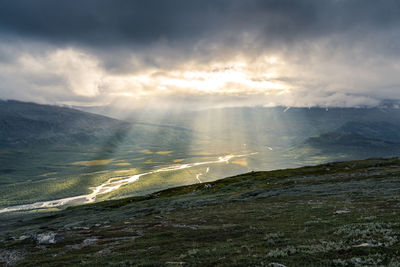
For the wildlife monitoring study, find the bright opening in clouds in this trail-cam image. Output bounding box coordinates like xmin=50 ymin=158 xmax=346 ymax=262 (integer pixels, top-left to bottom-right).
xmin=1 ymin=0 xmax=400 ymax=109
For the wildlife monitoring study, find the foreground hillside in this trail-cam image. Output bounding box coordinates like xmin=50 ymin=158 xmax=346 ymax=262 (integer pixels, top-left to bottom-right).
xmin=1 ymin=158 xmax=400 ymax=266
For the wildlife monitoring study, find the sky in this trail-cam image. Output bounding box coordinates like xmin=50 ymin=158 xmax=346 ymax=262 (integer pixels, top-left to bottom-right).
xmin=1 ymin=0 xmax=400 ymax=110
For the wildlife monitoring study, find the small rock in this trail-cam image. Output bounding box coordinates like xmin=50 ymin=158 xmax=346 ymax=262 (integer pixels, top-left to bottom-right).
xmin=269 ymin=263 xmax=287 ymax=267
xmin=353 ymin=242 xmax=382 ymax=247
xmin=96 ymin=248 xmax=111 ymax=256
xmin=165 ymin=261 xmax=186 ymax=265
xmin=82 ymin=238 xmax=99 ymax=247
xmin=18 ymin=235 xmax=30 ymax=241
xmin=67 ymin=238 xmax=98 ymax=250
xmin=35 ymin=232 xmax=63 ymax=244
xmin=72 ymin=226 xmax=90 ymax=230
xmin=335 ymin=209 xmax=350 ymax=214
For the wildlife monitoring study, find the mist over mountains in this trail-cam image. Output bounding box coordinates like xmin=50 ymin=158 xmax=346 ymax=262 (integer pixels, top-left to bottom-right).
xmin=3 ymin=99 xmax=400 ymax=156
xmin=0 ymin=100 xmax=130 ymax=147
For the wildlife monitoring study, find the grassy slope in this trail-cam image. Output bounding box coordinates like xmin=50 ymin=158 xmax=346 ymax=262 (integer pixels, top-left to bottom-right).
xmin=1 ymin=158 xmax=400 ymax=266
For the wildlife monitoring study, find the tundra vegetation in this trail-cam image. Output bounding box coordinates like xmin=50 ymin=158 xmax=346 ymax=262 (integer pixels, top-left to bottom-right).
xmin=0 ymin=158 xmax=399 ymax=266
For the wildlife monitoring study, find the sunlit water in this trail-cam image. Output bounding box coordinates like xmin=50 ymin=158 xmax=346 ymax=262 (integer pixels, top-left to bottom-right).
xmin=0 ymin=153 xmax=257 ymax=214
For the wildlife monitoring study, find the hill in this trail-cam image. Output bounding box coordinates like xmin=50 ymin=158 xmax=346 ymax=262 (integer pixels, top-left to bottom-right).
xmin=337 ymin=121 xmax=400 ymax=142
xmin=0 ymin=158 xmax=399 ymax=266
xmin=303 ymin=121 xmax=400 ymax=157
xmin=0 ymin=100 xmax=131 ymax=147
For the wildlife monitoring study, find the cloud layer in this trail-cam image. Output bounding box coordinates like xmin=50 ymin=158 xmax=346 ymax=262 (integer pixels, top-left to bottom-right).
xmin=1 ymin=0 xmax=400 ymax=109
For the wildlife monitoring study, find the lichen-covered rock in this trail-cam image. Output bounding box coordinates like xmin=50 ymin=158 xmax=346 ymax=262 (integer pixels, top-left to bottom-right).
xmin=34 ymin=232 xmax=63 ymax=244
xmin=0 ymin=249 xmax=26 ymax=266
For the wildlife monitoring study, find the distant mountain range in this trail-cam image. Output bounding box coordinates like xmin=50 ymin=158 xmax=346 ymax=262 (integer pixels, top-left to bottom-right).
xmin=0 ymin=100 xmax=130 ymax=147
xmin=303 ymin=120 xmax=400 ymax=156
xmin=337 ymin=121 xmax=400 ymax=143
xmin=3 ymin=99 xmax=400 ymax=157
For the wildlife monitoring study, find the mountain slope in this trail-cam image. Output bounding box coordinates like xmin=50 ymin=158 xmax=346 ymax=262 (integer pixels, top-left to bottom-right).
xmin=0 ymin=100 xmax=130 ymax=147
xmin=0 ymin=158 xmax=399 ymax=266
xmin=336 ymin=121 xmax=400 ymax=143
xmin=302 ymin=121 xmax=400 ymax=157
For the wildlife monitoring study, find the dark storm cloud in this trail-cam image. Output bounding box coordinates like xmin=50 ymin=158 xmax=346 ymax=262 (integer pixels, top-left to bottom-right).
xmin=1 ymin=0 xmax=400 ymax=108
xmin=1 ymin=0 xmax=400 ymax=48
xmin=0 ymin=0 xmax=227 ymax=47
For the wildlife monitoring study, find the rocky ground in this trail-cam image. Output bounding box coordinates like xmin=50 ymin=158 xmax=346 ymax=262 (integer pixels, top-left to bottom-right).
xmin=0 ymin=158 xmax=399 ymax=266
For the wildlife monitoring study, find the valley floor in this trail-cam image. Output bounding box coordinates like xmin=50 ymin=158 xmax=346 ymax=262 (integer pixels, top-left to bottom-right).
xmin=0 ymin=158 xmax=400 ymax=266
